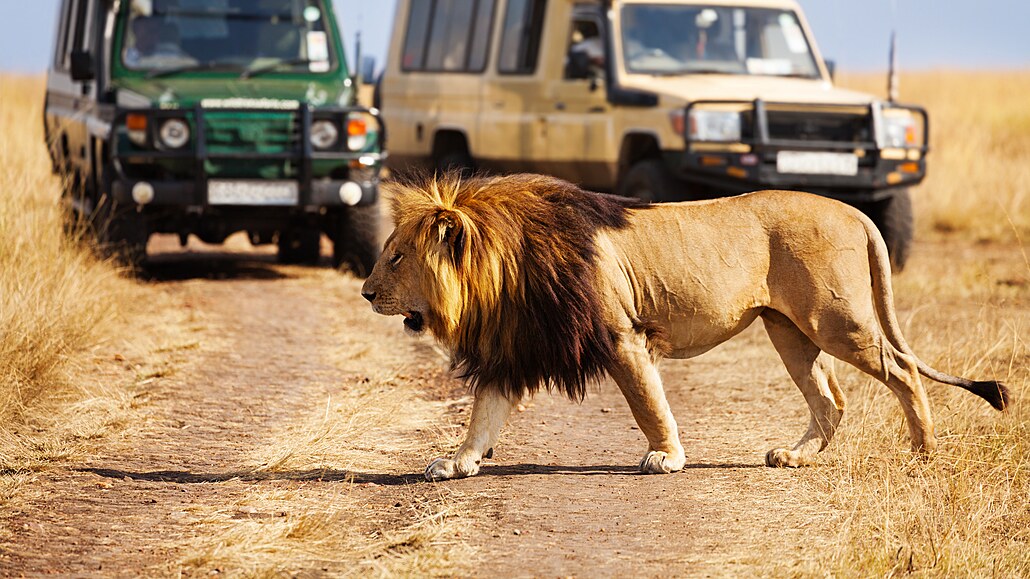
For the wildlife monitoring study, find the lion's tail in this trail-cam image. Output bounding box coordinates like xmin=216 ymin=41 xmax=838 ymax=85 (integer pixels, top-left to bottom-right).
xmin=864 ymin=219 xmax=1010 ymax=411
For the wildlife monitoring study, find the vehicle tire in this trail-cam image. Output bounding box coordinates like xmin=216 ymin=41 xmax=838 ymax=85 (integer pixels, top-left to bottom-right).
xmin=618 ymin=159 xmax=684 ymax=203
xmin=332 ymin=204 xmax=381 ymax=277
xmin=99 ymin=209 xmax=149 ymax=268
xmin=277 ymin=228 xmax=322 ymax=265
xmin=435 ymin=149 xmax=475 ymax=177
xmin=861 ymin=188 xmax=913 ymax=272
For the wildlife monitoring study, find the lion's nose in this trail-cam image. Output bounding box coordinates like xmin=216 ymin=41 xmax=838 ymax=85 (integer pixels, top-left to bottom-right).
xmin=361 ymin=291 xmax=376 ymax=302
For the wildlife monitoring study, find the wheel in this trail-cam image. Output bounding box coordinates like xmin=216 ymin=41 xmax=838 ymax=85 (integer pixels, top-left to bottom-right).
xmin=860 ymin=188 xmax=913 ymax=272
xmin=277 ymin=228 xmax=322 ymax=265
xmin=332 ymin=204 xmax=381 ymax=277
xmin=435 ymin=149 xmax=475 ymax=177
xmin=618 ymin=159 xmax=684 ymax=202
xmin=98 ymin=208 xmax=149 ymax=268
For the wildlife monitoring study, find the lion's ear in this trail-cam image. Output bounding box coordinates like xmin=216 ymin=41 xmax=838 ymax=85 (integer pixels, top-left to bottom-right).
xmin=435 ymin=212 xmax=466 ymax=266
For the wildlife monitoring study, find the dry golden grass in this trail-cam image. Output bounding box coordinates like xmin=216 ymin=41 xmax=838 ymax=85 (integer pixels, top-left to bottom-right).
xmin=769 ymin=252 xmax=1029 ymax=574
xmin=169 ymin=486 xmax=475 ymax=578
xmin=162 ymin=270 xmax=473 ymax=576
xmin=838 ymin=71 xmax=1030 ymax=242
xmin=0 ymin=76 xmax=143 ymax=479
xmin=809 ymin=71 xmax=1030 ymax=577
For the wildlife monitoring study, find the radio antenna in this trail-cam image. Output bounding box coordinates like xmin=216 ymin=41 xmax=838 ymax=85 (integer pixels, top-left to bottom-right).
xmin=887 ymin=1 xmax=899 ymax=102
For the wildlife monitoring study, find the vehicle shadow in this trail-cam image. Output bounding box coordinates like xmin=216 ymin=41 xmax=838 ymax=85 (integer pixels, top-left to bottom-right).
xmin=81 ymin=461 xmax=764 ymax=486
xmin=140 ymin=251 xmax=297 ymax=282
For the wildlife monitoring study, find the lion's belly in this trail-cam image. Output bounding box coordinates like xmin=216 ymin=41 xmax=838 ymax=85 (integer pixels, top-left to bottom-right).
xmin=599 ymin=200 xmax=775 ymax=358
xmin=643 ymin=284 xmax=767 ymax=359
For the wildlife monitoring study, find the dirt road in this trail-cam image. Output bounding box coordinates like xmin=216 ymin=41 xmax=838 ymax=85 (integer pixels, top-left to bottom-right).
xmin=2 ymin=236 xmax=1025 ymax=576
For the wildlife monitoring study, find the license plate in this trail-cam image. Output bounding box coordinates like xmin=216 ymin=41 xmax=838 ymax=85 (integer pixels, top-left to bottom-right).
xmin=208 ymin=180 xmax=299 ymax=206
xmin=776 ymin=151 xmax=859 ymax=176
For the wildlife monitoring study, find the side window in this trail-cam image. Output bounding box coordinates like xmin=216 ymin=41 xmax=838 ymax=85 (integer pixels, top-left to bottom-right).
xmin=54 ymin=0 xmax=80 ymax=71
xmin=425 ymin=0 xmax=474 ymax=71
xmin=498 ymin=0 xmax=546 ymax=74
xmin=402 ymin=0 xmax=497 ymax=73
xmin=564 ymin=12 xmax=604 ymax=80
xmin=77 ymin=0 xmax=96 ymax=53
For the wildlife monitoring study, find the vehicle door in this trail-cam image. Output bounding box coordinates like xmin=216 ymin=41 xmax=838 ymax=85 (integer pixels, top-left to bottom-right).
xmin=476 ymin=0 xmax=549 ymax=173
xmin=543 ymin=3 xmax=614 ymax=189
xmin=389 ymin=0 xmax=497 ymax=163
xmin=46 ymin=0 xmax=100 ymax=181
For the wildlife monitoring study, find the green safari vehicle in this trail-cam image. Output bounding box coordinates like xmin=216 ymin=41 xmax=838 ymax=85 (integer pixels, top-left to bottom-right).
xmin=45 ymin=0 xmax=385 ymax=273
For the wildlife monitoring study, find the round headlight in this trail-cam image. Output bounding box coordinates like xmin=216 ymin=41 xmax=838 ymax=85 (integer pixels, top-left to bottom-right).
xmin=158 ymin=118 xmax=190 ymax=149
xmin=310 ymin=120 xmax=339 ymax=150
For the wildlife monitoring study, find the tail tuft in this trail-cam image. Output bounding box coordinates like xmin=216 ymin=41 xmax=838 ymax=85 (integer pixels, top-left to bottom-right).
xmin=965 ymin=380 xmax=1010 ymax=411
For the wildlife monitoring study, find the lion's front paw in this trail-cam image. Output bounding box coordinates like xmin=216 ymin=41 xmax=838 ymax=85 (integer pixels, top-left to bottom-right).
xmin=424 ymin=457 xmax=478 ymax=482
xmin=639 ymin=450 xmax=685 ymax=474
xmin=765 ymin=448 xmax=805 ymax=468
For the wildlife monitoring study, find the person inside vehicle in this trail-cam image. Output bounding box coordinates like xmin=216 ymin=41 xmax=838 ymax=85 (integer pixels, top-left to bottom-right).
xmin=566 ymin=22 xmax=605 ymax=80
xmin=124 ymin=2 xmax=195 ymax=67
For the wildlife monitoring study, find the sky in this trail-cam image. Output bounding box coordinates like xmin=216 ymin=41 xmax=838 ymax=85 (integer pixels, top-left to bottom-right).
xmin=1 ymin=0 xmax=1028 ymax=74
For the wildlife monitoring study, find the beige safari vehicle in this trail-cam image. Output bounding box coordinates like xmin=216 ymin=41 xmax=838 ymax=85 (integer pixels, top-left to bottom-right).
xmin=380 ymin=0 xmax=928 ymax=269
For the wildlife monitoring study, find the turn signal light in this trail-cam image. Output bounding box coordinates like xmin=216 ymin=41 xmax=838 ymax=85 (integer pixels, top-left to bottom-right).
xmin=347 ymin=118 xmax=368 ymax=150
xmin=126 ymin=113 xmax=148 ymax=146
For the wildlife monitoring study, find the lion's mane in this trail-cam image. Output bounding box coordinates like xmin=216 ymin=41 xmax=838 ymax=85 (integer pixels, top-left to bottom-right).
xmin=387 ymin=172 xmax=649 ymax=400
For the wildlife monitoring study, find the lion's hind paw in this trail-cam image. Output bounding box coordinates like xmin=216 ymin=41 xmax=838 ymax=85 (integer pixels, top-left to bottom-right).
xmin=765 ymin=448 xmax=806 ymax=468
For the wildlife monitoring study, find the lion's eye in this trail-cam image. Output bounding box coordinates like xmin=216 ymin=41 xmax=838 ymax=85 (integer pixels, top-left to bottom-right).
xmin=389 ymin=253 xmax=404 ymax=266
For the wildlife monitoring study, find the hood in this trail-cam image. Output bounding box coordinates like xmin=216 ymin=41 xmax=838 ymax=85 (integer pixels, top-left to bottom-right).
xmin=623 ymin=74 xmax=879 ymax=107
xmin=112 ymin=76 xmax=350 ymax=109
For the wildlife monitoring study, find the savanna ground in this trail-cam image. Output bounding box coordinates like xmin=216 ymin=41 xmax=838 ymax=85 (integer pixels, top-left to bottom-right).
xmin=0 ymin=71 xmax=1028 ymax=577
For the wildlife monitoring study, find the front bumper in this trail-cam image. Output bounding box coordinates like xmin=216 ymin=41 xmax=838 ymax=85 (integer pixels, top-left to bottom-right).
xmin=110 ymin=177 xmax=378 ymax=207
xmin=111 ymin=104 xmax=385 ymax=208
xmin=674 ymin=99 xmax=929 ymax=202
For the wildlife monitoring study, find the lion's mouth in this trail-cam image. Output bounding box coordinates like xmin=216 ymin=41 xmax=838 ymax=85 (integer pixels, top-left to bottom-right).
xmin=402 ymin=311 xmax=424 ymax=333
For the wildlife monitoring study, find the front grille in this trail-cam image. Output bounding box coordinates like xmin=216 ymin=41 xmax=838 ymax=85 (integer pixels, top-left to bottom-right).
xmin=764 ymin=110 xmax=871 ymax=143
xmin=203 ymin=112 xmax=298 ymax=154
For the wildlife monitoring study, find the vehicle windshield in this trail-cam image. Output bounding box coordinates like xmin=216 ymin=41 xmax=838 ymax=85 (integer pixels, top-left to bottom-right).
xmin=121 ymin=0 xmax=335 ymax=74
xmin=620 ymin=4 xmax=820 ymax=78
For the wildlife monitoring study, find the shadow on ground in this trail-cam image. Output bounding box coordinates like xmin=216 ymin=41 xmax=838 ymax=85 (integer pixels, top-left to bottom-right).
xmin=81 ymin=461 xmax=763 ymax=486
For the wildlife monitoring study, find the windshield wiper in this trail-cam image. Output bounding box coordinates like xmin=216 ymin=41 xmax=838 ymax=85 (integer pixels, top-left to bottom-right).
xmin=240 ymin=58 xmax=314 ymax=79
xmin=146 ymin=61 xmax=244 ymax=79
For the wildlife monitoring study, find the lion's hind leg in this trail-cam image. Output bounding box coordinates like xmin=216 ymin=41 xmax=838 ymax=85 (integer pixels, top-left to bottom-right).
xmin=607 ymin=333 xmax=686 ymax=474
xmin=762 ymin=310 xmax=846 ymax=468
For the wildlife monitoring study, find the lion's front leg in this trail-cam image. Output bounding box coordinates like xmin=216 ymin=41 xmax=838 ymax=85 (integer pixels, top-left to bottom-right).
xmin=608 ymin=335 xmax=686 ymax=475
xmin=425 ymin=386 xmax=519 ymax=482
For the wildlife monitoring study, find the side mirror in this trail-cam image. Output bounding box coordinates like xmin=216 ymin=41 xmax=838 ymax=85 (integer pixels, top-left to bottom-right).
xmin=360 ymin=56 xmax=377 ymax=85
xmin=70 ymin=50 xmax=96 ymax=82
xmin=565 ymin=50 xmax=592 ymax=80
xmin=824 ymin=59 xmax=836 ymax=82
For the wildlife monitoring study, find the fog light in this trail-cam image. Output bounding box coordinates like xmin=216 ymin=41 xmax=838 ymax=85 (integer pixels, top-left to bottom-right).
xmin=339 ymin=181 xmax=363 ymax=206
xmin=132 ymin=181 xmax=155 ymax=205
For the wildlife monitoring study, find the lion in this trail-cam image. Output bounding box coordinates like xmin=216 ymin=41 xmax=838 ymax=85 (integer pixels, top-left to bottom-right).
xmin=360 ymin=173 xmax=1009 ymax=481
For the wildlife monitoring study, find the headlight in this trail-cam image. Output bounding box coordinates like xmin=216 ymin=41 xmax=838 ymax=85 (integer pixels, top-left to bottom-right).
xmin=346 ymin=117 xmax=368 ymax=151
xmin=158 ymin=118 xmax=190 ymax=149
xmin=882 ymin=109 xmax=919 ymax=148
xmin=688 ymin=109 xmax=741 ymax=142
xmin=310 ymin=120 xmax=339 ymax=149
